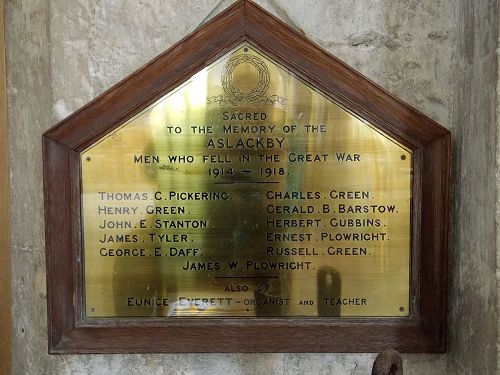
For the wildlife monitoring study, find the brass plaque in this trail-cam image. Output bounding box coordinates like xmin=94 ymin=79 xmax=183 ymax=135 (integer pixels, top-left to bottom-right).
xmin=81 ymin=44 xmax=411 ymax=318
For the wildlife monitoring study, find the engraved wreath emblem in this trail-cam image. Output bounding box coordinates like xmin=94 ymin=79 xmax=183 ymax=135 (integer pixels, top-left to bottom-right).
xmin=208 ymin=53 xmax=286 ymax=106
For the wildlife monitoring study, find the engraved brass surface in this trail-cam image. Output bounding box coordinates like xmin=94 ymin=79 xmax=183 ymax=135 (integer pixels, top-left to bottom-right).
xmin=81 ymin=44 xmax=411 ymax=318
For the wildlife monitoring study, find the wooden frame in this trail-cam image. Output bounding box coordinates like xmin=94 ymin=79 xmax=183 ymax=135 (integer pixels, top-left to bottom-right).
xmin=43 ymin=0 xmax=450 ymax=353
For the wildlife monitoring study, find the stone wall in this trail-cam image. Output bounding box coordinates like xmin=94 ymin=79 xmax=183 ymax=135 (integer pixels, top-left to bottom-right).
xmin=447 ymin=0 xmax=498 ymax=373
xmin=5 ymin=0 xmax=497 ymax=373
xmin=498 ymin=4 xmax=500 ymax=372
xmin=6 ymin=1 xmax=53 ymax=373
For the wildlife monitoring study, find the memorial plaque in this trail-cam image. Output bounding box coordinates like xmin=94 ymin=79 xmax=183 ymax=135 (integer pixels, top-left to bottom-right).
xmin=43 ymin=0 xmax=450 ymax=353
xmin=82 ymin=45 xmax=411 ymax=318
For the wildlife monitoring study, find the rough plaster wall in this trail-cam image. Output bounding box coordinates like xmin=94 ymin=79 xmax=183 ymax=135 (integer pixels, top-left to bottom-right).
xmin=5 ymin=1 xmax=54 ymax=374
xmin=497 ymin=0 xmax=500 ymax=373
xmin=5 ymin=0 xmax=474 ymax=374
xmin=447 ymin=0 xmax=499 ymax=374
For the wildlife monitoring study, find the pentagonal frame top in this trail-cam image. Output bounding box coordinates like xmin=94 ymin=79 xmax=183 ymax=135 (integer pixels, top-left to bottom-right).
xmin=43 ymin=0 xmax=450 ymax=353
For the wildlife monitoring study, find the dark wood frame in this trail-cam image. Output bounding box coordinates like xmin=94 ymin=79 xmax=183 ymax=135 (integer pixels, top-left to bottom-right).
xmin=43 ymin=0 xmax=450 ymax=353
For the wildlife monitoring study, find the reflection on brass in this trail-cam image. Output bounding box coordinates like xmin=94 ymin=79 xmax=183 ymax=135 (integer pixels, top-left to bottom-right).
xmin=317 ymin=267 xmax=342 ymax=317
xmin=81 ymin=44 xmax=412 ymax=318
